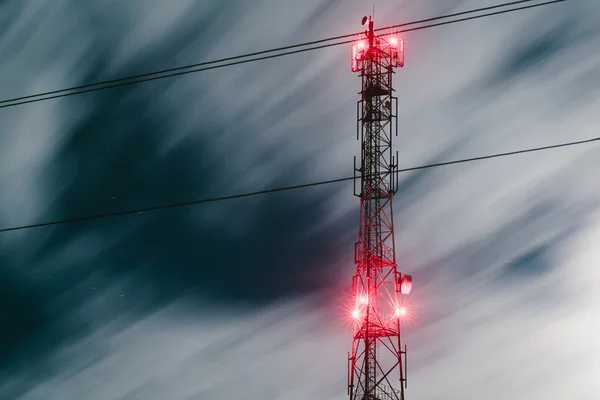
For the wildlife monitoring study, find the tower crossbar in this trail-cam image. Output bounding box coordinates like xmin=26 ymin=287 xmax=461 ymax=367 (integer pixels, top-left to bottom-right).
xmin=347 ymin=16 xmax=412 ymax=400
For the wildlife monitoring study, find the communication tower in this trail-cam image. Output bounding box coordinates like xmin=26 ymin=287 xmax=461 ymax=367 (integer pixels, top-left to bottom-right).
xmin=347 ymin=16 xmax=413 ymax=400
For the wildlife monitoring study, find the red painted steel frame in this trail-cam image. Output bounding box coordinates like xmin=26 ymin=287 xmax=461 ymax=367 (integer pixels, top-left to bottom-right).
xmin=348 ymin=16 xmax=408 ymax=400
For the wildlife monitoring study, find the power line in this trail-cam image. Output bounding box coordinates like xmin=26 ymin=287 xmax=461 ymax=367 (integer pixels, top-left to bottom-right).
xmin=0 ymin=0 xmax=564 ymax=110
xmin=0 ymin=0 xmax=539 ymax=105
xmin=0 ymin=0 xmax=542 ymax=106
xmin=381 ymin=0 xmax=562 ymax=31
xmin=1 ymin=134 xmax=596 ymax=234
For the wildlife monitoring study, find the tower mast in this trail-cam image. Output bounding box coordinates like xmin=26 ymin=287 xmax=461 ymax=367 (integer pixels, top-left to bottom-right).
xmin=348 ymin=16 xmax=412 ymax=400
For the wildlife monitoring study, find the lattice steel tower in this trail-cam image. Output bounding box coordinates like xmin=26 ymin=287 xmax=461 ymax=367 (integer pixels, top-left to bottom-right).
xmin=347 ymin=16 xmax=413 ymax=400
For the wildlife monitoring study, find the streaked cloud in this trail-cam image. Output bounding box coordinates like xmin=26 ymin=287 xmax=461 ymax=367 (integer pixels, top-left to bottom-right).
xmin=0 ymin=0 xmax=598 ymax=399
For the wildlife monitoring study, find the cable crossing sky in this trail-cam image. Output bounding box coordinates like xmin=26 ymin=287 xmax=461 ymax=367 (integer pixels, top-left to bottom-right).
xmin=0 ymin=0 xmax=575 ymax=235
xmin=0 ymin=0 xmax=564 ymax=110
xmin=0 ymin=134 xmax=595 ymax=234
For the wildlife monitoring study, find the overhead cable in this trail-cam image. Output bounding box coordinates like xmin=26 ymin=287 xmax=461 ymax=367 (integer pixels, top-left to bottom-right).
xmin=0 ymin=0 xmax=564 ymax=110
xmin=0 ymin=133 xmax=595 ymax=234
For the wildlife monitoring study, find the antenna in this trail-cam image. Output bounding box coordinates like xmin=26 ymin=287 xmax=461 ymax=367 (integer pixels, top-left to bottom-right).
xmin=348 ymin=17 xmax=411 ymax=400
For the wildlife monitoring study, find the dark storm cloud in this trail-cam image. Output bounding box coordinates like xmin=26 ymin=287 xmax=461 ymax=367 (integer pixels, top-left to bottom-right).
xmin=455 ymin=4 xmax=596 ymax=104
xmin=0 ymin=266 xmax=45 ymax=364
xmin=439 ymin=198 xmax=582 ymax=281
xmin=409 ymin=197 xmax=591 ymax=328
xmin=501 ymin=240 xmax=552 ymax=279
xmin=29 ymin=24 xmax=344 ymax=304
xmin=431 ymin=0 xmax=472 ymax=16
xmin=290 ymin=0 xmax=344 ymax=31
xmin=0 ymin=0 xmax=350 ymax=379
xmin=479 ymin=3 xmax=600 ymax=94
xmin=0 ymin=0 xmax=246 ymax=367
xmin=0 ymin=1 xmax=22 ymax=48
xmin=489 ymin=18 xmax=574 ymax=86
xmin=0 ymin=1 xmax=48 ymax=58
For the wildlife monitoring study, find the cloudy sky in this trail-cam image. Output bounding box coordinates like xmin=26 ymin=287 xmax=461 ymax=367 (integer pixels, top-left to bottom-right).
xmin=0 ymin=0 xmax=598 ymax=399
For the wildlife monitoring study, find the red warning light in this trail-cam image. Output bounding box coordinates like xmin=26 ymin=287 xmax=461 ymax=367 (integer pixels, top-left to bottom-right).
xmin=391 ymin=37 xmax=404 ymax=68
xmin=352 ymin=33 xmax=404 ymax=72
xmin=351 ymin=45 xmax=359 ymax=72
xmin=395 ymin=307 xmax=407 ymax=317
xmin=352 ymin=309 xmax=361 ymax=319
xmin=399 ymin=274 xmax=412 ymax=294
xmin=351 ymin=39 xmax=369 ymax=72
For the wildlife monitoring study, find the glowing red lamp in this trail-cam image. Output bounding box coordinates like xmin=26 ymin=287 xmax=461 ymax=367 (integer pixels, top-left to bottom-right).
xmin=395 ymin=307 xmax=407 ymax=317
xmin=391 ymin=37 xmax=404 ymax=68
xmin=351 ymin=40 xmax=368 ymax=72
xmin=399 ymin=274 xmax=412 ymax=295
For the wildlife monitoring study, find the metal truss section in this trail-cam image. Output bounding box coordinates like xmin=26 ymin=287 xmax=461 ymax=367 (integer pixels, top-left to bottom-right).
xmin=348 ymin=16 xmax=410 ymax=400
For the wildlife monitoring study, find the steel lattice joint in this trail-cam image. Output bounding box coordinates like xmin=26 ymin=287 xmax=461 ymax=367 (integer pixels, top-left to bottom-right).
xmin=348 ymin=15 xmax=411 ymax=400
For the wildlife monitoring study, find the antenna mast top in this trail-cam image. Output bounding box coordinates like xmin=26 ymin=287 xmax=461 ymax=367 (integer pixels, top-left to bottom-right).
xmin=347 ymin=17 xmax=411 ymax=400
